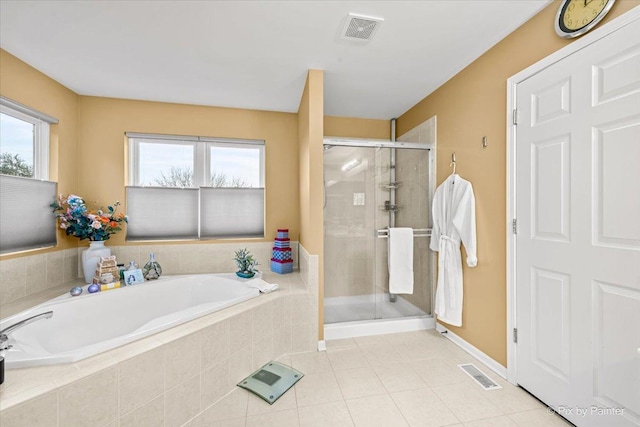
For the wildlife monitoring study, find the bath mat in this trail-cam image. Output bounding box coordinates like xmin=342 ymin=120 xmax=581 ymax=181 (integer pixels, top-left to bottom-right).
xmin=237 ymin=361 xmax=304 ymax=404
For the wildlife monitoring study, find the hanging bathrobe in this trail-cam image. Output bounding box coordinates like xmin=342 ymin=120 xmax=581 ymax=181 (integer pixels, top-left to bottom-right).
xmin=430 ymin=173 xmax=477 ymax=327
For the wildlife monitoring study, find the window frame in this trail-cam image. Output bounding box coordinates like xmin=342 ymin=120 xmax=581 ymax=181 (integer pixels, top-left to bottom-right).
xmin=0 ymin=102 xmax=52 ymax=180
xmin=127 ymin=133 xmax=265 ymax=188
xmin=129 ymin=137 xmax=198 ymax=187
xmin=125 ymin=132 xmax=266 ymax=241
xmin=0 ymin=96 xmax=58 ymax=254
xmin=205 ymin=140 xmax=265 ymax=188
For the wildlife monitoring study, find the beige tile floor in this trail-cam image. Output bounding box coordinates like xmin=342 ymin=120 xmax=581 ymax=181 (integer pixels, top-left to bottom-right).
xmin=184 ymin=330 xmax=572 ymax=427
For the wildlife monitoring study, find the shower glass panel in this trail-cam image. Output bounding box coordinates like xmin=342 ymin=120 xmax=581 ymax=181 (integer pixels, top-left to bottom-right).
xmin=324 ymin=143 xmax=431 ymax=325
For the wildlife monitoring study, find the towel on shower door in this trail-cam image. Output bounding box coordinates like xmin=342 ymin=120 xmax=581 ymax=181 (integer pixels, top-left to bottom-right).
xmin=388 ymin=227 xmax=414 ymax=294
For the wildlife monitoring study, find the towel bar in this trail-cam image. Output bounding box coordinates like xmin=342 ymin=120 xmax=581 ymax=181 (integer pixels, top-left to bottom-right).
xmin=376 ymin=228 xmax=432 ymax=238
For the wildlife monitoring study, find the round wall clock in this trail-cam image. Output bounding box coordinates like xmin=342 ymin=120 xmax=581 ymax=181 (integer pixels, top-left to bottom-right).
xmin=555 ymin=0 xmax=616 ymax=38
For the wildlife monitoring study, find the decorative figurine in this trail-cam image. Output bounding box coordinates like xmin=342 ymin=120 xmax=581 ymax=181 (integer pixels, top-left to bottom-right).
xmin=142 ymin=253 xmax=162 ymax=280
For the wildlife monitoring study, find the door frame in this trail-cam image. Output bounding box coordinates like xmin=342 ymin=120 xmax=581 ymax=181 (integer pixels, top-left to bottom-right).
xmin=505 ymin=6 xmax=640 ymax=385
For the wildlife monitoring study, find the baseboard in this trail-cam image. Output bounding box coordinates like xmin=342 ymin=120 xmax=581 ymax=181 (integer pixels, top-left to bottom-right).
xmin=436 ymin=322 xmax=507 ymax=379
xmin=317 ymin=340 xmax=327 ymax=352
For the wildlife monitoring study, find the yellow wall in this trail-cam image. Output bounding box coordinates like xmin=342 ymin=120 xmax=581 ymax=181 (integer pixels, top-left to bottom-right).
xmin=397 ymin=1 xmax=640 ymax=366
xmin=0 ymin=49 xmax=79 ymax=258
xmin=298 ymin=70 xmax=325 ymax=339
xmin=297 ymin=70 xmax=324 ymax=255
xmin=77 ymin=96 xmax=300 ymax=247
xmin=324 ymin=116 xmax=390 ymax=140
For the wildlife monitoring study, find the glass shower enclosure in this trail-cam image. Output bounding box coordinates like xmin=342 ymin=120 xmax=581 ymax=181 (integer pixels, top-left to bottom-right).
xmin=323 ymin=139 xmax=433 ymax=325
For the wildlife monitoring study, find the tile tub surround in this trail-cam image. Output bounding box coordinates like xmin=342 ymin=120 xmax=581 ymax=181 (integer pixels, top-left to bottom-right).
xmin=0 ymin=271 xmax=316 ymax=427
xmin=0 ymin=249 xmax=78 ymax=306
xmin=0 ymin=241 xmax=299 ymax=306
xmin=298 ymin=244 xmax=320 ymax=350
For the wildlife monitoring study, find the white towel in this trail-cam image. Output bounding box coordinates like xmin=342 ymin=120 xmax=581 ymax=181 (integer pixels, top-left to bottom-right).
xmin=245 ymin=278 xmax=279 ymax=293
xmin=388 ymin=227 xmax=414 ymax=294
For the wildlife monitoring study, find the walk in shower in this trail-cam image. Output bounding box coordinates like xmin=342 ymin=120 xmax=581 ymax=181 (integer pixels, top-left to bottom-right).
xmin=323 ymin=136 xmax=435 ymax=339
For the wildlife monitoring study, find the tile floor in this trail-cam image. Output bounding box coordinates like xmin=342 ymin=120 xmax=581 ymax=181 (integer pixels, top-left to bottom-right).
xmin=184 ymin=330 xmax=572 ymax=427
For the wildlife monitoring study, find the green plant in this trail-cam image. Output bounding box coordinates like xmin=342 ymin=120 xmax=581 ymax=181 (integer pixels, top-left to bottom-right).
xmin=234 ymin=248 xmax=259 ymax=274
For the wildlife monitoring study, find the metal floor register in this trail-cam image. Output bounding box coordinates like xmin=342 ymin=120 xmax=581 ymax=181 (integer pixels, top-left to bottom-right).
xmin=237 ymin=361 xmax=304 ymax=404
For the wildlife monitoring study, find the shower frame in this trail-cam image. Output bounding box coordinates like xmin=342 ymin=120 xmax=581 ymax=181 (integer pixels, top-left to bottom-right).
xmin=322 ymin=136 xmax=437 ymax=340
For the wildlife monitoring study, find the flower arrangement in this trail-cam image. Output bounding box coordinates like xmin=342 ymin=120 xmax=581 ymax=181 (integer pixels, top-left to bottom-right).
xmin=51 ymin=194 xmax=127 ymax=241
xmin=234 ymin=248 xmax=259 ymax=276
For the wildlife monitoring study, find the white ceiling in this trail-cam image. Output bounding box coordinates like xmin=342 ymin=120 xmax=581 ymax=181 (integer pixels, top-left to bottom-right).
xmin=0 ymin=1 xmax=550 ymax=119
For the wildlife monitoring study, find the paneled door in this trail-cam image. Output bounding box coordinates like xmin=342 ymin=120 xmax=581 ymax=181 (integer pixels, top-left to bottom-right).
xmin=515 ymin=17 xmax=640 ymax=427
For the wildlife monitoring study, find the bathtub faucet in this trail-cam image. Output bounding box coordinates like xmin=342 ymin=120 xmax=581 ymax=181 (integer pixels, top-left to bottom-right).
xmin=0 ymin=311 xmax=53 ymax=351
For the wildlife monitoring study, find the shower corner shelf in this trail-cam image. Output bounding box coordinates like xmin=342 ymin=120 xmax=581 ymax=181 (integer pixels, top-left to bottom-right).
xmin=381 ymin=201 xmax=400 ymax=212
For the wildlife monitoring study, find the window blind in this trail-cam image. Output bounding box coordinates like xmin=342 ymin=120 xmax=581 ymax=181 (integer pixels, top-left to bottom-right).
xmin=200 ymin=188 xmax=265 ymax=238
xmin=126 ymin=187 xmax=199 ymax=241
xmin=0 ymin=175 xmax=57 ymax=253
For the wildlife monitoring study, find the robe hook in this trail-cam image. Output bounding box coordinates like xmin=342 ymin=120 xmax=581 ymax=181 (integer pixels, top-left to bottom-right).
xmin=450 ymin=153 xmax=457 ymax=174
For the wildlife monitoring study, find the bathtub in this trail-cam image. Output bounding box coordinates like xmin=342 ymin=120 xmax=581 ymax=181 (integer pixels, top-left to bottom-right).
xmin=0 ymin=274 xmax=260 ymax=369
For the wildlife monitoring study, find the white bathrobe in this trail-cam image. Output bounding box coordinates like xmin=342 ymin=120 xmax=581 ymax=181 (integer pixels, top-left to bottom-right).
xmin=430 ymin=174 xmax=477 ymax=327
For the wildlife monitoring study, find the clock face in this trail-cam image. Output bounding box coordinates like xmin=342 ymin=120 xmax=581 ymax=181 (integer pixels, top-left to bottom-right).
xmin=556 ymin=0 xmax=616 ymax=38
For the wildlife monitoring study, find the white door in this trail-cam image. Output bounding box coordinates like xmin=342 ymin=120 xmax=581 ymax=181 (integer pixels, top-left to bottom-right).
xmin=515 ymin=16 xmax=640 ymax=427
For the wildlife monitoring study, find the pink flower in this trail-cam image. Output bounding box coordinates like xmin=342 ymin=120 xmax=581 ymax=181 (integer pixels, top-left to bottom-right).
xmin=91 ymin=220 xmax=102 ymax=229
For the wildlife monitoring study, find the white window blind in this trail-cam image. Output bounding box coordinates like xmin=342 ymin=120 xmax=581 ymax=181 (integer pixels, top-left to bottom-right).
xmin=125 ymin=132 xmax=265 ymax=241
xmin=126 ymin=187 xmax=199 ymax=241
xmin=0 ymin=175 xmax=57 ymax=253
xmin=200 ymin=188 xmax=265 ymax=238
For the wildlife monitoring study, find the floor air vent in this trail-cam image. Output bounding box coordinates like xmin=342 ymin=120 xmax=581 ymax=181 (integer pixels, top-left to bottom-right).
xmin=458 ymin=363 xmax=502 ymax=390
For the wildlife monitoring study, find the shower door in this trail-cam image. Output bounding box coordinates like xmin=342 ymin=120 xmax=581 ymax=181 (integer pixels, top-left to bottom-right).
xmin=323 ymin=143 xmax=432 ymax=324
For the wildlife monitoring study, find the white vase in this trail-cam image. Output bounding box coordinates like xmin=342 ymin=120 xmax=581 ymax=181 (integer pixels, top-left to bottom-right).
xmin=82 ymin=241 xmax=111 ymax=284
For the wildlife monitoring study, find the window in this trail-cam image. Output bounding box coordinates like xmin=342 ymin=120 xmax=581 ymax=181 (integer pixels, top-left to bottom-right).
xmin=0 ymin=97 xmax=58 ymax=254
xmin=128 ymin=133 xmax=264 ymax=188
xmin=0 ymin=97 xmax=54 ymax=180
xmin=126 ymin=133 xmax=265 ymax=240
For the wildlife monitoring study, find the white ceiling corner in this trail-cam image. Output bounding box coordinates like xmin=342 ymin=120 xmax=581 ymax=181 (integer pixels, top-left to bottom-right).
xmin=0 ymin=1 xmax=551 ymax=119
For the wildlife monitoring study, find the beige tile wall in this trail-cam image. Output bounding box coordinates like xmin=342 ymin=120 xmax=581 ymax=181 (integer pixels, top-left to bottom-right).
xmin=395 ymin=116 xmax=436 ymax=315
xmin=323 ymin=147 xmax=378 ymax=298
xmin=0 ymin=249 xmax=78 ymax=306
xmin=297 ymin=244 xmax=319 ymax=352
xmin=0 ymin=270 xmax=318 ymax=427
xmin=110 ymin=241 xmax=298 ymax=277
xmin=0 ymin=242 xmax=298 ymax=307
xmin=322 ymin=123 xmax=435 ymax=314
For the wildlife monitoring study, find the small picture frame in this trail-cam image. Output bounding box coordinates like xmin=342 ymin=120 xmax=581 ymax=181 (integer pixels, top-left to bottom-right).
xmin=124 ymin=269 xmax=144 ymax=286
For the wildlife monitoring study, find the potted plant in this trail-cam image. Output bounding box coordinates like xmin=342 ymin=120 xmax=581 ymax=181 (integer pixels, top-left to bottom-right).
xmin=234 ymin=248 xmax=259 ymax=278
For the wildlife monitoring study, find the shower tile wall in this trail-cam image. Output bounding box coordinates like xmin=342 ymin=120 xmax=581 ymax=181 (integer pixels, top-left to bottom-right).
xmin=373 ymin=148 xmax=391 ymax=300
xmin=395 ymin=116 xmax=436 ymax=315
xmin=394 ymin=149 xmax=431 ymax=315
xmin=324 ymin=119 xmax=435 ymax=319
xmin=324 ymin=148 xmax=377 ymax=298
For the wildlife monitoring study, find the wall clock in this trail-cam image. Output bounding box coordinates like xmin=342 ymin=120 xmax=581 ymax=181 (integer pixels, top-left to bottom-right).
xmin=555 ymin=0 xmax=616 ymax=38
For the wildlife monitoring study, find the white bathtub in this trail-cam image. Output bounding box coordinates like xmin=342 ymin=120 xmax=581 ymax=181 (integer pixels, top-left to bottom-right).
xmin=0 ymin=274 xmax=260 ymax=368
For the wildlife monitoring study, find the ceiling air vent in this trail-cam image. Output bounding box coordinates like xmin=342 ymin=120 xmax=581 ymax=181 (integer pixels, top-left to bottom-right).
xmin=341 ymin=13 xmax=383 ymax=41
